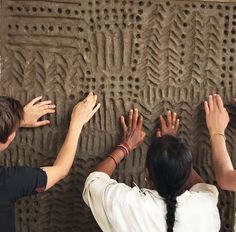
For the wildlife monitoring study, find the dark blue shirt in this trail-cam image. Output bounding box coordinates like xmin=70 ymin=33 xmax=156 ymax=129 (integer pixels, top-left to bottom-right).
xmin=0 ymin=166 xmax=47 ymax=232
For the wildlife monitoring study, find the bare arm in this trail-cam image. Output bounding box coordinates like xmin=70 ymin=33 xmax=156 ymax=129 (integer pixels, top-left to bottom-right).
xmin=205 ymin=94 xmax=236 ymax=191
xmin=43 ymin=92 xmax=100 ymax=190
xmin=211 ymin=134 xmax=236 ymax=190
xmin=95 ymin=149 xmax=125 ymax=176
xmin=157 ymin=111 xmax=205 ymax=187
xmin=95 ymin=109 xmax=146 ymax=176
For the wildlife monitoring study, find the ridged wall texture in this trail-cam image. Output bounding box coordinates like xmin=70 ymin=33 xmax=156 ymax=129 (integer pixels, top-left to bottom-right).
xmin=0 ymin=0 xmax=236 ymax=231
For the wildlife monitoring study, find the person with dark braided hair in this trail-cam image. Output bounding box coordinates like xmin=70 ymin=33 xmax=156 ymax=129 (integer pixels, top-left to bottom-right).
xmin=146 ymin=135 xmax=191 ymax=232
xmin=83 ymin=110 xmax=220 ymax=232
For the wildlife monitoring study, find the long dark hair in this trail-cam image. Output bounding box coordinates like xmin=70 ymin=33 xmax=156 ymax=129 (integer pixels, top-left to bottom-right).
xmin=146 ymin=135 xmax=192 ymax=232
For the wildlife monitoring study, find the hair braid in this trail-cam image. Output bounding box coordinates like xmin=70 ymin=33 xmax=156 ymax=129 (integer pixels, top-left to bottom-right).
xmin=164 ymin=196 xmax=177 ymax=232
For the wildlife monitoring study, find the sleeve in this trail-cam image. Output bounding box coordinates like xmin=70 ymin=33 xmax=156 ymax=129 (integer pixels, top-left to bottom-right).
xmin=82 ymin=171 xmax=133 ymax=231
xmin=190 ymin=183 xmax=219 ymax=204
xmin=3 ymin=166 xmax=47 ymax=202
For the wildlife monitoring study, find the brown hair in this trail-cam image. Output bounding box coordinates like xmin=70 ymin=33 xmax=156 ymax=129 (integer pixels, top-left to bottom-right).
xmin=0 ymin=96 xmax=23 ymax=143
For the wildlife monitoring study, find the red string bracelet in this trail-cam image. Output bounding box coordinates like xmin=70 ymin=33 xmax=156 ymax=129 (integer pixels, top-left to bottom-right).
xmin=122 ymin=142 xmax=131 ymax=153
xmin=117 ymin=143 xmax=130 ymax=159
xmin=116 ymin=145 xmax=128 ymax=158
xmin=108 ymin=155 xmax=118 ymax=168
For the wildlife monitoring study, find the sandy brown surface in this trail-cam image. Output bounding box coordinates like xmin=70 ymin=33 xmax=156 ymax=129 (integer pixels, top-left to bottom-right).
xmin=0 ymin=0 xmax=236 ymax=231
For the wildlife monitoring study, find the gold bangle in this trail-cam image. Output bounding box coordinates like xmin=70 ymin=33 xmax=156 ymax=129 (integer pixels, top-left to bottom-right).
xmin=210 ymin=133 xmax=226 ymax=141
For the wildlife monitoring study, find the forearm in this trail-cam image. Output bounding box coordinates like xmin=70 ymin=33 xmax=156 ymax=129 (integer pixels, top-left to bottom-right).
xmin=95 ymin=149 xmax=125 ymax=176
xmin=211 ymin=135 xmax=234 ymax=189
xmin=53 ymin=123 xmax=82 ymax=175
xmin=42 ymin=122 xmax=83 ymax=190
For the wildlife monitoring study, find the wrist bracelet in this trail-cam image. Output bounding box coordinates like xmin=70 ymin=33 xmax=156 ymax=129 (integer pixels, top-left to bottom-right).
xmin=117 ymin=143 xmax=130 ymax=158
xmin=122 ymin=142 xmax=131 ymax=153
xmin=108 ymin=155 xmax=118 ymax=168
xmin=210 ymin=133 xmax=226 ymax=141
xmin=116 ymin=146 xmax=127 ymax=159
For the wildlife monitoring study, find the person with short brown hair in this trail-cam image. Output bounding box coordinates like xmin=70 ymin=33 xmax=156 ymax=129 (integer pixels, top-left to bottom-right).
xmin=0 ymin=92 xmax=100 ymax=232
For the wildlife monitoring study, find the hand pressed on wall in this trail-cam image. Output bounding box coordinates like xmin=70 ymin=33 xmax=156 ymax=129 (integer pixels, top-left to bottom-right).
xmin=156 ymin=111 xmax=180 ymax=137
xmin=120 ymin=109 xmax=146 ymax=151
xmin=204 ymin=94 xmax=229 ymax=136
xmin=70 ymin=92 xmax=101 ymax=128
xmin=20 ymin=96 xmax=56 ymax=128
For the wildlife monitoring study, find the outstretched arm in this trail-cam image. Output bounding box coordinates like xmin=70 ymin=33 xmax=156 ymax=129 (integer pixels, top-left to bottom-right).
xmin=42 ymin=92 xmax=100 ymax=190
xmin=205 ymin=94 xmax=236 ymax=191
xmin=95 ymin=109 xmax=146 ymax=176
xmin=156 ymin=111 xmax=204 ymax=187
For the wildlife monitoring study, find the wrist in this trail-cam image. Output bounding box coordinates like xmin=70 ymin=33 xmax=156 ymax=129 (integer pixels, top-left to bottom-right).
xmin=112 ymin=149 xmax=125 ymax=162
xmin=68 ymin=122 xmax=83 ymax=137
xmin=20 ymin=120 xmax=25 ymax=128
xmin=210 ymin=133 xmax=226 ymax=142
xmin=20 ymin=120 xmax=31 ymax=128
xmin=117 ymin=143 xmax=131 ymax=158
xmin=69 ymin=120 xmax=84 ymax=130
xmin=122 ymin=140 xmax=133 ymax=151
xmin=209 ymin=129 xmax=225 ymax=136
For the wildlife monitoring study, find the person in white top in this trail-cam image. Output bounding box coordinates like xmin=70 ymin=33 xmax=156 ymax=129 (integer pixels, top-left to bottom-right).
xmin=83 ymin=110 xmax=220 ymax=232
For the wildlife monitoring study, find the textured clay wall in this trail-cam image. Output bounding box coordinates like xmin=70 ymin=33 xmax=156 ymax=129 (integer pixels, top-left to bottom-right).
xmin=0 ymin=0 xmax=236 ymax=231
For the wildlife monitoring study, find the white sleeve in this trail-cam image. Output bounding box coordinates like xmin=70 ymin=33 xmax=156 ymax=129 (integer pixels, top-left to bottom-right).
xmin=190 ymin=183 xmax=219 ymax=204
xmin=82 ymin=171 xmax=132 ymax=232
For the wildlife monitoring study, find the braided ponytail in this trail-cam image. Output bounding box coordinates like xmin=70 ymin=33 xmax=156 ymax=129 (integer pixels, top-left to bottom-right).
xmin=146 ymin=136 xmax=192 ymax=232
xmin=164 ymin=196 xmax=177 ymax=232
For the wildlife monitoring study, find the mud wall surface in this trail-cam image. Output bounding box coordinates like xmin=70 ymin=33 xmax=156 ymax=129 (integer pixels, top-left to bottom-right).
xmin=0 ymin=0 xmax=236 ymax=231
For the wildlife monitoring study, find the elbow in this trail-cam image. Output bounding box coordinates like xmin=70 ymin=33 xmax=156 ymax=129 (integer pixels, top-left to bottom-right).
xmin=217 ymin=176 xmax=230 ymax=191
xmin=59 ymin=170 xmax=69 ymax=180
xmin=62 ymin=171 xmax=69 ymax=179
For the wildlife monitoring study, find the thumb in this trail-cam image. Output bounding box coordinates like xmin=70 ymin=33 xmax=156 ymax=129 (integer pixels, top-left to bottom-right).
xmin=142 ymin=131 xmax=146 ymax=140
xmin=34 ymin=120 xmax=50 ymax=127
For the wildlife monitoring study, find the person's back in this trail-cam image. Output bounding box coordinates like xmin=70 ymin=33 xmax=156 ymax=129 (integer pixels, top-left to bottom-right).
xmin=83 ymin=110 xmax=220 ymax=232
xmin=91 ymin=181 xmax=220 ymax=232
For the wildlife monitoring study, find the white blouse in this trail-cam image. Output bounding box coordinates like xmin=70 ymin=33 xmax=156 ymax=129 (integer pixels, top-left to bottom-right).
xmin=83 ymin=172 xmax=220 ymax=232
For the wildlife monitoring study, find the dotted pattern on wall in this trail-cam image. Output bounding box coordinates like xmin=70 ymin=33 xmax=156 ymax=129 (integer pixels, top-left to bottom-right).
xmin=1 ymin=0 xmax=236 ymax=231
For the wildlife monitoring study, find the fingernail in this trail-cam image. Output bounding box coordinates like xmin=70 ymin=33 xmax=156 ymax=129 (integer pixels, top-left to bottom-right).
xmin=135 ymin=108 xmax=138 ymax=111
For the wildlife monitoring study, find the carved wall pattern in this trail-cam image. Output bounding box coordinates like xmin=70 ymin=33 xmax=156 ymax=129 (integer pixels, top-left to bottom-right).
xmin=0 ymin=0 xmax=236 ymax=231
